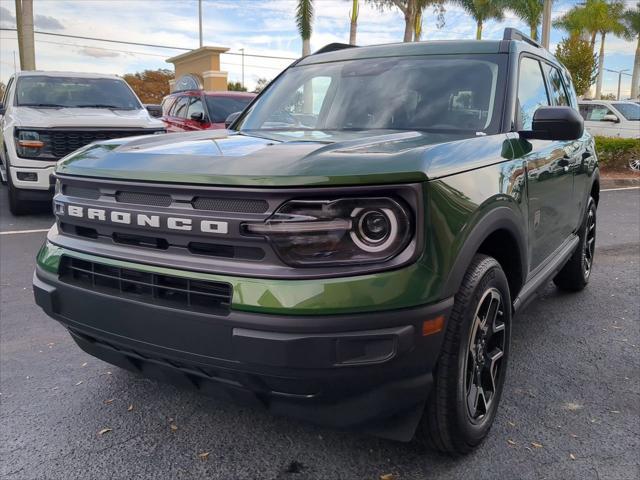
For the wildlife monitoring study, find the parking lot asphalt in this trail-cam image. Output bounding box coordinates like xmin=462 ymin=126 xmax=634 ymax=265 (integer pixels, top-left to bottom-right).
xmin=1 ymin=187 xmax=638 ymax=480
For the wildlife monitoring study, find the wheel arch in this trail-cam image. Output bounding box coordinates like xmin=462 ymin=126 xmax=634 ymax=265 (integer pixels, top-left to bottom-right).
xmin=442 ymin=207 xmax=528 ymax=303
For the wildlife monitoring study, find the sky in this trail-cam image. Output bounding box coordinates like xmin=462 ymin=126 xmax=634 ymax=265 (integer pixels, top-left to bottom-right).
xmin=0 ymin=0 xmax=636 ymax=97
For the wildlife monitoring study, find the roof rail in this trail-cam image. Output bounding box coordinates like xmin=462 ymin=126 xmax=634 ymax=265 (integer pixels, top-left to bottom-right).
xmin=503 ymin=28 xmax=542 ymax=48
xmin=313 ymin=43 xmax=357 ymax=55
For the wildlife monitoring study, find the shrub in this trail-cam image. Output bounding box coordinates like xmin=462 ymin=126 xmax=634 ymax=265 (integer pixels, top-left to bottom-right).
xmin=594 ymin=136 xmax=640 ymax=171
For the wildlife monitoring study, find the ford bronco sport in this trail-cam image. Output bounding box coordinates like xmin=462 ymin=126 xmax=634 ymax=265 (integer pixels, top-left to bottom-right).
xmin=34 ymin=29 xmax=599 ymax=454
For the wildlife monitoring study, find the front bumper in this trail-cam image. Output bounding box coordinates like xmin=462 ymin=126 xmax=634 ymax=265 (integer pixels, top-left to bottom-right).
xmin=33 ymin=249 xmax=452 ymax=440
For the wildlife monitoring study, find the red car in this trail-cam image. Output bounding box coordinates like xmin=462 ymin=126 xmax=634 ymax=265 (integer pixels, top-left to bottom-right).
xmin=161 ymin=91 xmax=256 ymax=131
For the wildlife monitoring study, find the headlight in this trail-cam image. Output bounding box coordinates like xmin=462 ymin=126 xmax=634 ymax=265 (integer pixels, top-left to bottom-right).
xmin=15 ymin=130 xmax=46 ymax=158
xmin=243 ymin=197 xmax=413 ymax=267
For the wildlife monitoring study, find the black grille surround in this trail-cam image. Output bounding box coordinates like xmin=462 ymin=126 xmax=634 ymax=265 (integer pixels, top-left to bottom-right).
xmin=52 ymin=175 xmax=424 ymax=280
xmin=59 ymin=256 xmax=232 ymax=316
xmin=16 ymin=128 xmax=163 ymax=160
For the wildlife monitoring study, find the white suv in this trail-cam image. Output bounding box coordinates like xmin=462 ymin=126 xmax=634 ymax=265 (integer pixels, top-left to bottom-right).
xmin=0 ymin=71 xmax=165 ymax=215
xmin=578 ymin=100 xmax=640 ymax=139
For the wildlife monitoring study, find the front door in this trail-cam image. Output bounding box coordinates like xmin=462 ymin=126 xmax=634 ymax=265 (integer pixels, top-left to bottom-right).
xmin=516 ymin=56 xmax=575 ymax=272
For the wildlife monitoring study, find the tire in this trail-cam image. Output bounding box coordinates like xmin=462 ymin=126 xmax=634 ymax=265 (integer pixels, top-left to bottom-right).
xmin=418 ymin=254 xmax=511 ymax=455
xmin=7 ymin=168 xmax=30 ymax=216
xmin=553 ymin=197 xmax=596 ymax=292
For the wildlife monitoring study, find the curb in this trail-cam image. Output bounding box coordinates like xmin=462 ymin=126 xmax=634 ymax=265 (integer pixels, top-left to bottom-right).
xmin=601 ymin=177 xmax=640 ymax=189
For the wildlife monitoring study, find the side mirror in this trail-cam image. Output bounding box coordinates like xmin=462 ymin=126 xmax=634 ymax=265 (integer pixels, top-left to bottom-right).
xmin=190 ymin=111 xmax=206 ymax=122
xmin=144 ymin=104 xmax=162 ymax=118
xmin=602 ymin=114 xmax=619 ymax=123
xmin=519 ymin=106 xmax=583 ymax=141
xmin=225 ymin=111 xmax=241 ymax=129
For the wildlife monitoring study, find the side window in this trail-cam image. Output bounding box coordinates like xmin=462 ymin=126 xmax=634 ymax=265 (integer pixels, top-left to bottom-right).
xmin=560 ymin=68 xmax=579 ymax=108
xmin=161 ymin=96 xmax=176 ymax=116
xmin=517 ymin=57 xmax=550 ymax=130
xmin=586 ymin=104 xmax=615 ymax=121
xmin=543 ymin=64 xmax=569 ymax=106
xmin=186 ymin=97 xmax=205 ymax=118
xmin=171 ymin=96 xmax=189 ymax=118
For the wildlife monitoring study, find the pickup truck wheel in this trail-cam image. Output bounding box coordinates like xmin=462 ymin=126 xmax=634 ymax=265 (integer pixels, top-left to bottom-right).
xmin=418 ymin=254 xmax=511 ymax=455
xmin=553 ymin=197 xmax=596 ymax=292
xmin=7 ymin=170 xmax=29 ymax=216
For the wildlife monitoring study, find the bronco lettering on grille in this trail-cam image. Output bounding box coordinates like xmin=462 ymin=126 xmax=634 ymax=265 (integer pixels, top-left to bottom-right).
xmin=59 ymin=204 xmax=229 ymax=234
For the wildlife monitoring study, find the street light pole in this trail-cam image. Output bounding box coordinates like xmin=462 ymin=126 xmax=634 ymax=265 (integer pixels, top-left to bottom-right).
xmin=198 ymin=0 xmax=203 ymax=48
xmin=240 ymin=48 xmax=245 ymax=90
xmin=605 ymin=68 xmax=631 ymax=100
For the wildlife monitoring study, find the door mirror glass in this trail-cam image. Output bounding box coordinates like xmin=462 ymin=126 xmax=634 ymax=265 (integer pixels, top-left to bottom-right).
xmin=519 ymin=106 xmax=584 ymax=141
xmin=602 ymin=114 xmax=619 ymax=123
xmin=225 ymin=111 xmax=241 ymax=129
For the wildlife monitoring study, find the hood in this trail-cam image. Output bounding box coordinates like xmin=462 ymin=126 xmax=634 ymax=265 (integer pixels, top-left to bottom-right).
xmin=14 ymin=106 xmax=164 ymax=129
xmin=56 ymin=129 xmax=513 ymax=187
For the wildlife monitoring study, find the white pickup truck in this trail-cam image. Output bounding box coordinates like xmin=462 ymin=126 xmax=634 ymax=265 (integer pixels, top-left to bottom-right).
xmin=0 ymin=71 xmax=165 ymax=215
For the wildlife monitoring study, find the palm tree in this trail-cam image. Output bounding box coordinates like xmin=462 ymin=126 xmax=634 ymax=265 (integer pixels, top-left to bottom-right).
xmin=369 ymin=1 xmax=420 ymax=42
xmin=622 ymin=2 xmax=640 ymax=99
xmin=454 ymin=0 xmax=508 ymax=40
xmin=349 ymin=0 xmax=359 ymax=45
xmin=296 ymin=0 xmax=314 ymax=56
xmin=508 ymin=0 xmax=544 ymax=41
xmin=414 ymin=0 xmax=446 ymax=41
xmin=593 ymin=1 xmax=626 ymax=99
xmin=553 ymin=6 xmax=589 ymax=42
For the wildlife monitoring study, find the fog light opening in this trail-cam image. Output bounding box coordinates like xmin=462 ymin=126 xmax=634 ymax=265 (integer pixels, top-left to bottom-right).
xmin=17 ymin=171 xmax=38 ymax=182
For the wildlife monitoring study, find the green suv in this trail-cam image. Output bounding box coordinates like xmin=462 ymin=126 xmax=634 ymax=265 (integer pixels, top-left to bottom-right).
xmin=34 ymin=29 xmax=599 ymax=454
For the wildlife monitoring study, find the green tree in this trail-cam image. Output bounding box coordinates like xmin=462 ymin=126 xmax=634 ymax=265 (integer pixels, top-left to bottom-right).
xmin=369 ymin=0 xmax=444 ymax=42
xmin=122 ymin=69 xmax=174 ymax=104
xmin=453 ymin=0 xmax=508 ymax=40
xmin=414 ymin=0 xmax=446 ymax=41
xmin=593 ymin=1 xmax=626 ymax=99
xmin=227 ymin=81 xmax=247 ymax=92
xmin=296 ymin=0 xmax=314 ymax=56
xmin=621 ymin=2 xmax=640 ymax=99
xmin=555 ymin=36 xmax=598 ymax=97
xmin=508 ymin=0 xmax=544 ymax=41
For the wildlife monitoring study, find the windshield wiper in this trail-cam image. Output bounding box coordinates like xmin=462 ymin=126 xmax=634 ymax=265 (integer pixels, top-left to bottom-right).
xmin=20 ymin=103 xmax=66 ymax=108
xmin=76 ymin=104 xmax=134 ymax=110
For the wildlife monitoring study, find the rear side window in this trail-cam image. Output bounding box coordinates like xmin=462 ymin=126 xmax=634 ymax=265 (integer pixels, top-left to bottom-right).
xmin=161 ymin=96 xmax=176 ymax=116
xmin=543 ymin=64 xmax=569 ymax=106
xmin=170 ymin=96 xmax=189 ymax=118
xmin=187 ymin=97 xmax=205 ymax=118
xmin=517 ymin=57 xmax=549 ymax=130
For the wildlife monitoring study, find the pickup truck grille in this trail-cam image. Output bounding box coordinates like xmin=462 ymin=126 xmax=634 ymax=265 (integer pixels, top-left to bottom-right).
xmin=51 ymin=129 xmax=156 ymax=159
xmin=59 ymin=256 xmax=232 ymax=315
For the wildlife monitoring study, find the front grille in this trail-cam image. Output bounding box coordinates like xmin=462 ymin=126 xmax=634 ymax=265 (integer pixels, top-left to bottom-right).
xmin=193 ymin=197 xmax=269 ymax=213
xmin=59 ymin=256 xmax=232 ymax=316
xmin=46 ymin=129 xmax=154 ymax=159
xmin=116 ymin=191 xmax=172 ymax=207
xmin=63 ymin=185 xmax=101 ymax=200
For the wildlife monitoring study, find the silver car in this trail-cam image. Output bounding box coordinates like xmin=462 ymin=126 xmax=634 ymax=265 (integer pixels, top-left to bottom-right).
xmin=578 ymin=100 xmax=639 ymax=139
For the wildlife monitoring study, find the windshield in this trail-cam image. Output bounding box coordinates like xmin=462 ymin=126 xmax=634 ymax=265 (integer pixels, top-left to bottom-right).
xmin=205 ymin=96 xmax=253 ymax=123
xmin=236 ymin=54 xmax=505 ymax=138
xmin=16 ymin=76 xmax=141 ymax=109
xmin=612 ymin=102 xmax=640 ymax=121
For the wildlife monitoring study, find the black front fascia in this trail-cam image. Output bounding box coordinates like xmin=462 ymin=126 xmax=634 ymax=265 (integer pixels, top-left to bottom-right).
xmin=52 ymin=175 xmax=424 ymax=279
